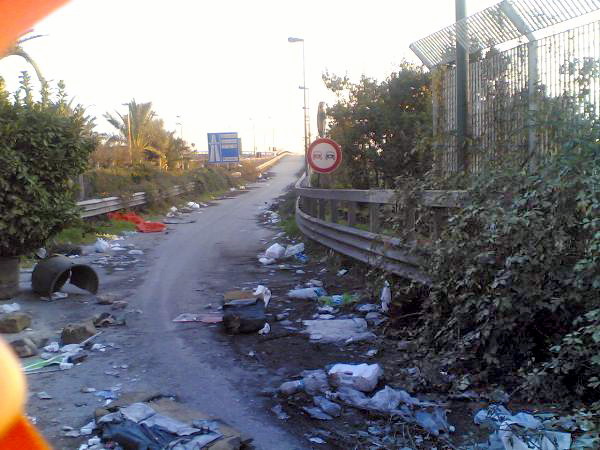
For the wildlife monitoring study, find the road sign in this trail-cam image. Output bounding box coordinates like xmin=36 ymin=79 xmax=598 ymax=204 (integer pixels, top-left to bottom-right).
xmin=307 ymin=138 xmax=342 ymax=174
xmin=207 ymin=132 xmax=241 ymax=163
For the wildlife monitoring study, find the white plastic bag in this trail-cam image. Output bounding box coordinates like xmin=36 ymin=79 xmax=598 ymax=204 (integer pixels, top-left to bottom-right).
xmin=253 ymin=285 xmax=272 ymax=308
xmin=0 ymin=303 xmax=20 ymax=314
xmin=265 ymin=243 xmax=286 ymax=260
xmin=284 ymin=243 xmax=305 ymax=258
xmin=94 ymin=238 xmax=111 ymax=253
xmin=328 ymin=363 xmax=383 ymax=392
xmin=259 ymin=257 xmax=276 ymax=265
xmin=287 ymin=287 xmax=327 ymax=300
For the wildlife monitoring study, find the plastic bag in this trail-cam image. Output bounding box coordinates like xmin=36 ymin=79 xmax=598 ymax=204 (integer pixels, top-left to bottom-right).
xmin=253 ymin=285 xmax=272 ymax=308
xmin=265 ymin=243 xmax=286 ymax=260
xmin=380 ymin=280 xmax=391 ymax=313
xmin=284 ymin=243 xmax=305 ymax=258
xmin=328 ymin=363 xmax=383 ymax=392
xmin=94 ymin=238 xmax=111 ymax=253
xmin=287 ymin=287 xmax=327 ymax=300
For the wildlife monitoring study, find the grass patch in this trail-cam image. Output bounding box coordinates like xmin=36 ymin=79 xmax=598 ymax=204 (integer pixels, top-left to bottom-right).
xmin=52 ymin=219 xmax=136 ymax=246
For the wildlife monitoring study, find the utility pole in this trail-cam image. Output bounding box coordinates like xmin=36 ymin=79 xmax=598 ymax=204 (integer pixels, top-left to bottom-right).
xmin=455 ymin=0 xmax=469 ymax=173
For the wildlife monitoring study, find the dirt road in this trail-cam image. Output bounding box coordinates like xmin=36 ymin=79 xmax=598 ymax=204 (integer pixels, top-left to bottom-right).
xmin=24 ymin=155 xmax=308 ymax=449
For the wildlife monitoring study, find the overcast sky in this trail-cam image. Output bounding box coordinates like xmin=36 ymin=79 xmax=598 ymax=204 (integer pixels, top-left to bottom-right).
xmin=0 ymin=0 xmax=500 ymax=153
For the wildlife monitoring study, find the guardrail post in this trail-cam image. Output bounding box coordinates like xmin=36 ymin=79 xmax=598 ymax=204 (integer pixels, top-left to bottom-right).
xmin=318 ymin=199 xmax=326 ymax=220
xmin=331 ymin=200 xmax=338 ymax=223
xmin=347 ymin=202 xmax=356 ymax=227
xmin=369 ymin=203 xmax=380 ymax=233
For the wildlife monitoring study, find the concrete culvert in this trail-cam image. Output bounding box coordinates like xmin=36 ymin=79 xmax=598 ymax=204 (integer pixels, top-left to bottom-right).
xmin=31 ymin=255 xmax=99 ymax=297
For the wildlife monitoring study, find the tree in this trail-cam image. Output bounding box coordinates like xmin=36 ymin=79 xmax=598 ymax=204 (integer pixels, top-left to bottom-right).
xmin=323 ymin=62 xmax=432 ymax=189
xmin=104 ymin=100 xmax=160 ymax=165
xmin=1 ymin=33 xmax=46 ymax=85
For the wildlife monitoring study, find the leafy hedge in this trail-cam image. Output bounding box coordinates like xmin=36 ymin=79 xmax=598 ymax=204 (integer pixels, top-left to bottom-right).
xmin=0 ymin=75 xmax=95 ymax=257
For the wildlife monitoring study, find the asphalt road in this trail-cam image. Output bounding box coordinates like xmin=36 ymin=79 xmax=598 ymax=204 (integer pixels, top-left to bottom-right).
xmin=126 ymin=155 xmax=306 ymax=449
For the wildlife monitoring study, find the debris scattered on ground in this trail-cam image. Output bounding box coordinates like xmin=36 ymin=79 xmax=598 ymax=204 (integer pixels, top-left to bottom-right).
xmin=302 ymin=318 xmax=374 ymax=344
xmin=108 ymin=211 xmax=166 ymax=233
xmin=10 ymin=337 xmax=38 ymax=358
xmin=271 ymin=404 xmax=289 ymax=420
xmin=336 ymin=269 xmax=348 ymax=276
xmin=61 ymin=321 xmax=98 ymax=345
xmin=258 ymin=322 xmax=271 ymax=335
xmin=172 ymin=313 xmax=223 ymax=324
xmin=253 ymin=285 xmax=271 ymax=308
xmin=329 ymin=363 xmax=383 ymax=392
xmin=380 ymin=280 xmax=391 ymax=313
xmin=473 ymin=404 xmax=572 ymax=450
xmin=287 ymin=287 xmax=327 ymax=300
xmin=0 ymin=302 xmax=20 ymax=314
xmin=222 ymin=296 xmax=266 ymax=334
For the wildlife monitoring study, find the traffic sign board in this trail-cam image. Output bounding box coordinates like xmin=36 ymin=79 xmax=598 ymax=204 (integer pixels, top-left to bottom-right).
xmin=307 ymin=138 xmax=342 ymax=174
xmin=207 ymin=132 xmax=241 ymax=163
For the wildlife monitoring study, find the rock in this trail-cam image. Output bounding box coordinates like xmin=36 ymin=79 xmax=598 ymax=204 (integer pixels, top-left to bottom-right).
xmin=81 ymin=387 xmax=96 ymax=393
xmin=279 ymin=380 xmax=304 ymax=396
xmin=37 ymin=391 xmax=53 ymax=400
xmin=365 ymin=312 xmax=386 ymax=326
xmin=10 ymin=337 xmax=38 ymax=357
xmin=26 ymin=333 xmax=49 ymax=349
xmin=64 ymin=430 xmax=81 ymax=438
xmin=111 ymin=301 xmax=128 ymax=311
xmin=302 ymin=406 xmax=333 ymax=421
xmin=0 ymin=312 xmax=32 ymax=333
xmin=313 ymin=396 xmax=342 ymax=417
xmin=302 ymin=369 xmax=330 ymax=395
xmin=96 ymin=293 xmax=118 ymax=305
xmin=61 ymin=321 xmax=97 ymax=345
xmin=356 ymin=304 xmax=379 ymax=313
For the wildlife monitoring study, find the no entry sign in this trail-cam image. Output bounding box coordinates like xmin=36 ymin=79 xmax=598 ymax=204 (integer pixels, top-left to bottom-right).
xmin=307 ymin=138 xmax=342 ymax=174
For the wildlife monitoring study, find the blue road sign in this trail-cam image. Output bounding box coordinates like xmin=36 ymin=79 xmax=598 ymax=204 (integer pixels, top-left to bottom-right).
xmin=207 ymin=132 xmax=241 ymax=163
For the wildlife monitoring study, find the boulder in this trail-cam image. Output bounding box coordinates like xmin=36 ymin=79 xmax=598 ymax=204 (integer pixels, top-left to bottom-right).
xmin=0 ymin=312 xmax=32 ymax=333
xmin=61 ymin=321 xmax=97 ymax=345
xmin=10 ymin=337 xmax=38 ymax=358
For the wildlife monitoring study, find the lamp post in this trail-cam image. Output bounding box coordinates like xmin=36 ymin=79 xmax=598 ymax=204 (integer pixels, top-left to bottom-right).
xmin=288 ymin=36 xmax=308 ymax=175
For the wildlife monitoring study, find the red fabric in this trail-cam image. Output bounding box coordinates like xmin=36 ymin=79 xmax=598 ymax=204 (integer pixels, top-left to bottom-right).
xmin=108 ymin=212 xmax=166 ymax=233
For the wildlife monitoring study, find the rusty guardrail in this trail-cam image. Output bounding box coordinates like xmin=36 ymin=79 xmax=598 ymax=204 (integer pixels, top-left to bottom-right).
xmin=294 ymin=174 xmax=468 ymax=283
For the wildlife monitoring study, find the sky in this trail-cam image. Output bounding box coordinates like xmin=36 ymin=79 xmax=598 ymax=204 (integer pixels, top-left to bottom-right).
xmin=0 ymin=0 xmax=502 ymax=154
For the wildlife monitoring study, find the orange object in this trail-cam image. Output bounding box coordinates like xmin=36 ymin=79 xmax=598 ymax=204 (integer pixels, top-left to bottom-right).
xmin=0 ymin=0 xmax=70 ymax=54
xmin=0 ymin=338 xmax=51 ymax=449
xmin=108 ymin=211 xmax=167 ymax=233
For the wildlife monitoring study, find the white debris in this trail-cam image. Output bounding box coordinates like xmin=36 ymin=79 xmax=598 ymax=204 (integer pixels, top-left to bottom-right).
xmin=79 ymin=421 xmax=95 ymax=436
xmin=0 ymin=303 xmax=20 ymax=314
xmin=43 ymin=342 xmax=60 ymax=353
xmin=60 ymin=362 xmax=74 ymax=370
xmin=170 ymin=206 xmax=178 ymax=213
xmin=94 ymin=238 xmax=111 ymax=253
xmin=253 ymin=285 xmax=272 ymax=308
xmin=128 ymin=249 xmax=144 ymax=255
xmin=60 ymin=344 xmax=81 ymax=353
xmin=337 ymin=269 xmax=348 ymax=276
xmin=258 ymin=323 xmax=271 ymax=335
xmin=265 ymin=243 xmax=286 ymax=260
xmin=380 ymin=280 xmax=391 ymax=313
xmin=287 ymin=287 xmax=327 ymax=300
xmin=187 ymin=202 xmax=201 ymax=209
xmin=329 ymin=363 xmax=383 ymax=393
xmin=284 ymin=243 xmax=304 ymax=258
xmin=259 ymin=257 xmax=276 ymax=265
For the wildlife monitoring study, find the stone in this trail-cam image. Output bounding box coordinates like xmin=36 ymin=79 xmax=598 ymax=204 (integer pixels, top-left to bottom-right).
xmin=301 ymin=369 xmax=330 ymax=395
xmin=365 ymin=312 xmax=386 ymax=326
xmin=96 ymin=293 xmax=118 ymax=305
xmin=356 ymin=304 xmax=379 ymax=313
xmin=222 ymin=299 xmax=266 ymax=334
xmin=10 ymin=337 xmax=38 ymax=357
xmin=37 ymin=391 xmax=53 ymax=400
xmin=313 ymin=396 xmax=342 ymax=417
xmin=302 ymin=406 xmax=333 ymax=421
xmin=111 ymin=301 xmax=129 ymax=311
xmin=26 ymin=333 xmax=49 ymax=349
xmin=61 ymin=321 xmax=97 ymax=345
xmin=0 ymin=312 xmax=32 ymax=333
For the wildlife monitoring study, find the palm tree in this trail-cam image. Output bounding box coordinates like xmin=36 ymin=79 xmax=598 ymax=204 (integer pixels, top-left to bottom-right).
xmin=104 ymin=100 xmax=160 ymax=165
xmin=1 ymin=33 xmax=46 ymax=84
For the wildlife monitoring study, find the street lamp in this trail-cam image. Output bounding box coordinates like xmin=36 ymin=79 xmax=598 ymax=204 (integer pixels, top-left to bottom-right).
xmin=288 ymin=36 xmax=309 ymax=175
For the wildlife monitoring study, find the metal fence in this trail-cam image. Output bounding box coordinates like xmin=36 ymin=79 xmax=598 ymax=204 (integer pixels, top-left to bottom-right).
xmin=432 ymin=18 xmax=600 ymax=174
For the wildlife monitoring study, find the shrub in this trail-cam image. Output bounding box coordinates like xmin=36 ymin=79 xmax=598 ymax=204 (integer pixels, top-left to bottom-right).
xmin=0 ymin=74 xmax=96 ymax=257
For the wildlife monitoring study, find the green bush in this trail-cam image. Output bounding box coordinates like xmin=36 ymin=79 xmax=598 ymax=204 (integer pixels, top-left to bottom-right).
xmin=0 ymin=75 xmax=95 ymax=257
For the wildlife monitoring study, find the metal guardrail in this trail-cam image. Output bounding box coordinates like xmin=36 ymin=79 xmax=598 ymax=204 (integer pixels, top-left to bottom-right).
xmin=78 ymin=155 xmax=289 ymax=218
xmin=294 ymin=174 xmax=468 ymax=283
xmin=256 ymin=152 xmax=291 ymax=172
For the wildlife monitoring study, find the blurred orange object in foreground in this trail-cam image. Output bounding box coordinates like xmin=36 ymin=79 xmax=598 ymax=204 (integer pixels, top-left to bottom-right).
xmin=0 ymin=0 xmax=69 ymax=54
xmin=0 ymin=338 xmax=51 ymax=448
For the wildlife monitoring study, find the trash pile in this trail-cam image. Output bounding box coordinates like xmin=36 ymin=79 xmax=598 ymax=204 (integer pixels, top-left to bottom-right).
xmin=108 ymin=211 xmax=166 ymax=233
xmin=473 ymin=405 xmax=572 ymax=450
xmin=275 ymin=362 xmax=453 ymax=441
xmin=81 ymin=397 xmax=248 ymax=449
xmin=262 ymin=210 xmax=281 ymax=225
xmin=258 ymin=242 xmax=307 ymax=265
xmin=91 ymin=238 xmax=144 ymax=273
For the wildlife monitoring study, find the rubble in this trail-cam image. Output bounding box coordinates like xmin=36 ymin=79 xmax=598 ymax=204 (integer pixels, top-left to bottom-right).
xmin=10 ymin=337 xmax=38 ymax=357
xmin=61 ymin=321 xmax=98 ymax=345
xmin=0 ymin=312 xmax=32 ymax=333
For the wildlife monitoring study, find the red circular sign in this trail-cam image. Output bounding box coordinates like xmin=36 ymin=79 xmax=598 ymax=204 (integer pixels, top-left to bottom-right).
xmin=307 ymin=138 xmax=342 ymax=174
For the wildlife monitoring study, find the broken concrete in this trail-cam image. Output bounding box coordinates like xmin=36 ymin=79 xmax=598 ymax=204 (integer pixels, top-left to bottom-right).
xmin=0 ymin=312 xmax=32 ymax=333
xmin=61 ymin=321 xmax=97 ymax=345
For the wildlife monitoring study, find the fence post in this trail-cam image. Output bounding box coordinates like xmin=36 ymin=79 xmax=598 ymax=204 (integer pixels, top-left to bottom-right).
xmin=331 ymin=200 xmax=338 ymax=223
xmin=347 ymin=202 xmax=356 ymax=227
xmin=455 ymin=0 xmax=469 ymax=173
xmin=369 ymin=203 xmax=379 ymax=233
